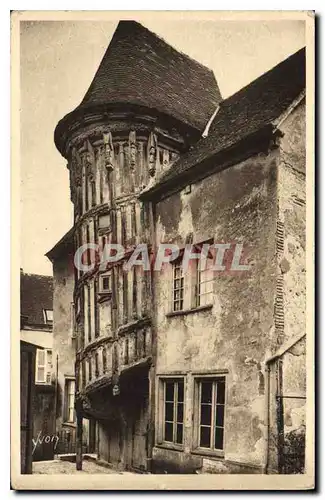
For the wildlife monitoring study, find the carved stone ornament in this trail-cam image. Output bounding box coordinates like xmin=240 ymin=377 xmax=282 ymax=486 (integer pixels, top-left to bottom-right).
xmin=85 ymin=140 xmax=96 ymax=180
xmin=129 ymin=130 xmax=137 ymax=170
xmin=148 ymin=132 xmax=157 ymax=177
xmin=103 ymin=131 xmax=114 ymax=173
xmin=71 ymin=147 xmax=82 ymax=187
xmin=162 ymin=149 xmax=169 ymax=169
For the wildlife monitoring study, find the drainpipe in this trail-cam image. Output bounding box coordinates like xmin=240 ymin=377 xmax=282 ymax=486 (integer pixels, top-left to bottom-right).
xmin=263 ymin=362 xmax=270 ymax=474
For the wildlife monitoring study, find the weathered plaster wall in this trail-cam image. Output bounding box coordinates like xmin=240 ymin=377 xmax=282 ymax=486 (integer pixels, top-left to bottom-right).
xmin=52 ymin=252 xmax=75 ymax=432
xmin=153 ymin=149 xmax=279 ymax=471
xmin=273 ymin=100 xmax=306 ymax=473
xmin=278 ymin=100 xmax=306 ymax=345
xmin=20 ymin=329 xmax=52 ymax=349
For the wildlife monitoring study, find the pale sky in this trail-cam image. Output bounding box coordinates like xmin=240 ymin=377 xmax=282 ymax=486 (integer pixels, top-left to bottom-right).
xmin=20 ymin=19 xmax=305 ymax=276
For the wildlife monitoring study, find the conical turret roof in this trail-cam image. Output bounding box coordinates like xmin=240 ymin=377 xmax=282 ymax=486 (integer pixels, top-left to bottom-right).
xmin=55 ymin=20 xmax=221 ymax=151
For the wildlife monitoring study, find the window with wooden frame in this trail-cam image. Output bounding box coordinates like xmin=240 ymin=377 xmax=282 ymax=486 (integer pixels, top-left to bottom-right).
xmin=193 ymin=376 xmax=226 ymax=453
xmin=64 ymin=378 xmax=76 ymax=423
xmin=158 ymin=378 xmax=185 ymax=447
xmin=194 ymin=252 xmax=214 ymax=308
xmin=172 ymin=261 xmax=184 ymax=312
xmin=35 ymin=349 xmax=52 ymax=385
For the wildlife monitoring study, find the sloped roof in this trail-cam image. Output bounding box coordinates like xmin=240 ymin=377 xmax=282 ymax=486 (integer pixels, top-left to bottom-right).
xmin=20 ymin=271 xmax=53 ymax=327
xmin=143 ymin=47 xmax=306 ymax=197
xmin=55 ymin=20 xmax=221 ymax=147
xmin=46 ymin=227 xmax=74 ymax=263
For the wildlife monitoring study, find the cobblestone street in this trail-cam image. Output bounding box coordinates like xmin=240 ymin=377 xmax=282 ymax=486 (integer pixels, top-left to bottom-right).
xmin=33 ymin=459 xmax=135 ymax=475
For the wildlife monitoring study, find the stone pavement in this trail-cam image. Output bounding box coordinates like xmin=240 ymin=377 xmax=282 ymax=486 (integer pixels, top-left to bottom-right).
xmin=33 ymin=459 xmax=135 ymax=474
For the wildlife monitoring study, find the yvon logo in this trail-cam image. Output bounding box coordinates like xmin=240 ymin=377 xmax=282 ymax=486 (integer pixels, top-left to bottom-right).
xmin=32 ymin=431 xmax=59 ymax=454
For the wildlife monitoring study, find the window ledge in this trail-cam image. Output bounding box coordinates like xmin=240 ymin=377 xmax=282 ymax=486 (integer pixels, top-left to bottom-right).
xmin=155 ymin=442 xmax=184 ymax=453
xmin=191 ymin=448 xmax=224 ymax=459
xmin=166 ymin=304 xmax=213 ymax=318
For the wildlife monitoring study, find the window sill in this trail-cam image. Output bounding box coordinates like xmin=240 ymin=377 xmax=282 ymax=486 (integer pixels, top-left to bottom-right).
xmin=166 ymin=304 xmax=213 ymax=318
xmin=155 ymin=442 xmax=184 ymax=453
xmin=191 ymin=447 xmax=224 ymax=459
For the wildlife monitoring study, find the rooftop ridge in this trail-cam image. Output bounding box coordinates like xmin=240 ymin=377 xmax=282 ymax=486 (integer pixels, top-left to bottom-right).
xmin=219 ymin=46 xmax=305 ymax=109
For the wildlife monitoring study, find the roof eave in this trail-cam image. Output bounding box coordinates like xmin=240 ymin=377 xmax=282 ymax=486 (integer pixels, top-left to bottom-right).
xmin=139 ymin=123 xmax=278 ymax=203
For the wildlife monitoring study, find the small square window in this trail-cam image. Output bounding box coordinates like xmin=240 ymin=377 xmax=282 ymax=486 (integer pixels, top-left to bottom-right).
xmin=99 ymin=272 xmax=112 ymax=293
xmin=98 ymin=213 xmax=110 ymax=230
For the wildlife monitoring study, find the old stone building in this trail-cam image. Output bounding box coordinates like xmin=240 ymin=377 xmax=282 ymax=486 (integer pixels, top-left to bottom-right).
xmin=51 ymin=21 xmax=306 ymax=474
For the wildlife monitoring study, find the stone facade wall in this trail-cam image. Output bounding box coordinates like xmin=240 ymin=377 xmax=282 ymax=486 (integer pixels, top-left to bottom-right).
xmin=267 ymin=99 xmax=306 ymax=474
xmin=153 ymin=148 xmax=279 ymax=472
xmin=52 ymin=251 xmax=76 ymax=432
xmin=278 ymin=100 xmax=306 ymax=346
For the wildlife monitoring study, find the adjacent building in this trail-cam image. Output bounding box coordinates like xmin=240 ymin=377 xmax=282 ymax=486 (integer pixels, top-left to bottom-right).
xmin=20 ymin=270 xmax=55 ymax=463
xmin=50 ymin=21 xmax=306 ymax=474
xmin=46 ymin=229 xmax=95 ymax=455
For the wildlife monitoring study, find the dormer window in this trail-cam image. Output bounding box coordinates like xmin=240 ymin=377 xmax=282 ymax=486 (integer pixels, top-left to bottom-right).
xmin=43 ymin=309 xmax=53 ymax=325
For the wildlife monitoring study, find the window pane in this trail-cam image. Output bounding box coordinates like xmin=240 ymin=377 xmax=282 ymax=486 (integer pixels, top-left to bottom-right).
xmin=177 ymin=403 xmax=183 ymax=423
xmin=165 ymin=402 xmax=174 ymax=422
xmin=200 ymin=281 xmax=207 ymax=295
xmin=216 ymin=405 xmax=224 ymax=427
xmin=46 ymin=372 xmax=51 ymax=384
xmin=200 ymin=426 xmax=211 ymax=448
xmin=69 ymin=408 xmax=75 ymax=422
xmin=200 ymin=293 xmax=209 ymax=306
xmin=176 ymin=424 xmax=183 ymax=444
xmin=38 ymin=350 xmax=45 ymax=365
xmin=164 ymin=422 xmax=173 ymax=442
xmin=102 ymin=277 xmax=111 ymax=290
xmin=177 ymin=382 xmax=184 ymax=403
xmin=200 ymin=404 xmax=212 ymax=426
xmin=215 ymin=427 xmax=224 ymax=450
xmin=174 ymin=267 xmax=181 ymax=278
xmin=165 ymin=382 xmax=174 ymax=402
xmin=201 ymin=381 xmax=212 ymax=403
xmin=37 ymin=367 xmax=45 ymax=382
xmin=217 ymin=379 xmax=226 ymax=404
